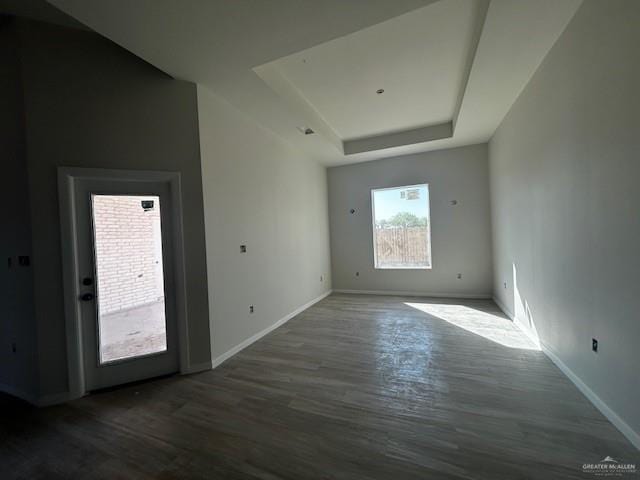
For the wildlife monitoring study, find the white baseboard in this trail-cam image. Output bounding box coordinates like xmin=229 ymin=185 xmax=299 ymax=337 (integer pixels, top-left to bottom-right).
xmin=492 ymin=295 xmax=514 ymax=319
xmin=541 ymin=342 xmax=640 ymax=451
xmin=334 ymin=289 xmax=491 ymax=299
xmin=211 ymin=290 xmax=332 ymax=369
xmin=0 ymin=388 xmax=74 ymax=408
xmin=35 ymin=362 xmax=212 ymax=406
xmin=32 ymin=363 xmax=213 ymax=406
xmin=182 ymin=361 xmax=213 ymax=375
xmin=37 ymin=391 xmax=72 ymax=407
xmin=493 ymin=296 xmax=541 ymax=349
xmin=17 ymin=291 xmax=332 ymax=407
xmin=492 ymin=296 xmax=640 ymax=451
xmin=0 ymin=383 xmax=37 ymax=404
xmin=513 ymin=319 xmax=541 ymax=350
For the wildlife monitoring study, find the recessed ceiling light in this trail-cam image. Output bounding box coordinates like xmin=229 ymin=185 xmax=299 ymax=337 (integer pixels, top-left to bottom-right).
xmin=376 ymin=88 xmax=385 ymax=95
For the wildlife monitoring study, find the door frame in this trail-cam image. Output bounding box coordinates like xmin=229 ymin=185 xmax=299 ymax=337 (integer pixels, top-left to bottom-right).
xmin=58 ymin=167 xmax=190 ymax=399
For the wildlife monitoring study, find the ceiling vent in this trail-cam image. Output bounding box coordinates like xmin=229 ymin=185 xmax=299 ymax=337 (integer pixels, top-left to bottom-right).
xmin=297 ymin=126 xmax=315 ymax=135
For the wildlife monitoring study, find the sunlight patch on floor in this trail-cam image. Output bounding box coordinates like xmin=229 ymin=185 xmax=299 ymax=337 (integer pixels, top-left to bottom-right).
xmin=404 ymin=302 xmax=541 ymax=350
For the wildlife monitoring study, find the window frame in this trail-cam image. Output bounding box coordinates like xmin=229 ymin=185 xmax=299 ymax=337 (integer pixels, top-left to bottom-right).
xmin=370 ymin=183 xmax=432 ymax=270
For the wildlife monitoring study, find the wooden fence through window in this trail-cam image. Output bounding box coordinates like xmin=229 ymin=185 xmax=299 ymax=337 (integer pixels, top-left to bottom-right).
xmin=374 ymin=226 xmax=430 ymax=268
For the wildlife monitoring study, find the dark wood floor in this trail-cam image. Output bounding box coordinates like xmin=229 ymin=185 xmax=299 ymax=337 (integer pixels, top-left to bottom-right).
xmin=1 ymin=294 xmax=637 ymax=479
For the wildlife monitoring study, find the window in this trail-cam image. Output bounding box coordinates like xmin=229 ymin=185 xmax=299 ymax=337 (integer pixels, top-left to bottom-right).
xmin=92 ymin=195 xmax=167 ymax=363
xmin=371 ymin=184 xmax=431 ymax=269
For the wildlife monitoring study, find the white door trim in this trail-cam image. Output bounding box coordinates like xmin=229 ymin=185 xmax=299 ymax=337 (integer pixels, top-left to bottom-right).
xmin=58 ymin=167 xmax=190 ymax=399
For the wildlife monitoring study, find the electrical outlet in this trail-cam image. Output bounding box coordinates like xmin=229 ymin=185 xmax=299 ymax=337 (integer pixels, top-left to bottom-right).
xmin=249 ymin=305 xmax=254 ymax=314
xmin=503 ymin=282 xmax=507 ymax=289
xmin=457 ymin=273 xmax=462 ymax=279
xmin=592 ymin=338 xmax=598 ymax=353
xmin=355 ymin=271 xmax=360 ymax=277
xmin=240 ymin=245 xmax=247 ymax=253
xmin=320 ymin=275 xmax=324 ymax=282
xmin=18 ymin=256 xmax=30 ymax=266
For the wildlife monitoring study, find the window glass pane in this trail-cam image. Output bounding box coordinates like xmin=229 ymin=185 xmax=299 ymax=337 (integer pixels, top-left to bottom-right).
xmin=92 ymin=195 xmax=167 ymax=363
xmin=372 ymin=185 xmax=431 ymax=269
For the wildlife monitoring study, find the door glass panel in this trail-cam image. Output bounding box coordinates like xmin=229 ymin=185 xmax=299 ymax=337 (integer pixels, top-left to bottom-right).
xmin=92 ymin=195 xmax=167 ymax=364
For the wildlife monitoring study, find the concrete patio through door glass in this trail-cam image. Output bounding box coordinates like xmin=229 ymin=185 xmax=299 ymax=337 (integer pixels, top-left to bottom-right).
xmin=99 ymin=300 xmax=167 ymax=363
xmin=92 ymin=194 xmax=168 ymax=364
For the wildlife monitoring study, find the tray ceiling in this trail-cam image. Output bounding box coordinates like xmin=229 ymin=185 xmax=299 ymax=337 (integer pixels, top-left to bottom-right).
xmin=47 ymin=0 xmax=583 ymax=165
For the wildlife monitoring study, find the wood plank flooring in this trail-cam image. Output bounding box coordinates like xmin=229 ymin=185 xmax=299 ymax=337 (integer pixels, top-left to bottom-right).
xmin=1 ymin=294 xmax=637 ymax=479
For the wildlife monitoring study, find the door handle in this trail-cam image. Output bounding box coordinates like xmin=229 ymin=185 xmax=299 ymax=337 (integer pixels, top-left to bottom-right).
xmin=80 ymin=292 xmax=95 ymax=302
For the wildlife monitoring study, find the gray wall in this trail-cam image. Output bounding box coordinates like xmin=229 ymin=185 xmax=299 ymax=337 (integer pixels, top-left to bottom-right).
xmin=0 ymin=18 xmax=37 ymax=400
xmin=490 ymin=0 xmax=640 ymax=438
xmin=16 ymin=20 xmax=210 ymax=397
xmin=197 ymin=86 xmax=332 ymax=360
xmin=328 ymin=144 xmax=492 ymax=297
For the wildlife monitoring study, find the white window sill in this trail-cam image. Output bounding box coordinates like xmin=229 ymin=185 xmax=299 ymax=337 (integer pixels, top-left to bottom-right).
xmin=374 ymin=266 xmax=432 ymax=270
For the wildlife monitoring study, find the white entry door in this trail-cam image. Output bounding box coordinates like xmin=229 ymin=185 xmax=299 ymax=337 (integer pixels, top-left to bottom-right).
xmin=73 ymin=177 xmax=179 ymax=391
